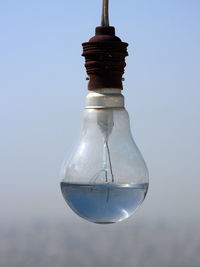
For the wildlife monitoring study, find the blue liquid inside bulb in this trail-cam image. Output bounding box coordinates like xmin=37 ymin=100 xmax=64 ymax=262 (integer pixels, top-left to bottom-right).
xmin=61 ymin=182 xmax=148 ymax=224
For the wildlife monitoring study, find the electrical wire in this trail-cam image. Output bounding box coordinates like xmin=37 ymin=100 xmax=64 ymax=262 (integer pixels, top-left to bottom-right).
xmin=101 ymin=0 xmax=109 ymax=26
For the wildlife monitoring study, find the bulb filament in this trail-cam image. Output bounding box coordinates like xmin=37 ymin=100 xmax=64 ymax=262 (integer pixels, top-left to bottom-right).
xmin=90 ymin=139 xmax=114 ymax=184
xmin=105 ymin=140 xmax=114 ymax=182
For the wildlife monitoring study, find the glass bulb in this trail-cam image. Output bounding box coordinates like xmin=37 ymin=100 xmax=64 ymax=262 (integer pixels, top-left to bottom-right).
xmin=60 ymin=89 xmax=149 ymax=224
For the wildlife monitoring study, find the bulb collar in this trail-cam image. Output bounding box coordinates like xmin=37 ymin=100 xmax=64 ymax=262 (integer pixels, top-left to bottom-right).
xmin=85 ymin=88 xmax=124 ymax=109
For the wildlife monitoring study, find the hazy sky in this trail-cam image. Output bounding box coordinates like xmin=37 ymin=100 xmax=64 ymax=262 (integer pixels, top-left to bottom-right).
xmin=0 ymin=0 xmax=200 ymax=224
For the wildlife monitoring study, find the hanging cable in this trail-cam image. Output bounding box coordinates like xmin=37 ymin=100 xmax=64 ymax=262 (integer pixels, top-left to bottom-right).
xmin=101 ymin=0 xmax=109 ymax=26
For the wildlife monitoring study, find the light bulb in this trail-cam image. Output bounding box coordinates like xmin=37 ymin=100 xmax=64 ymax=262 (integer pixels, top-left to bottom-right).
xmin=60 ymin=89 xmax=149 ymax=224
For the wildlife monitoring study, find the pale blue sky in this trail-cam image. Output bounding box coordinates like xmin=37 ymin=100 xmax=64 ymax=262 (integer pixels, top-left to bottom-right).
xmin=0 ymin=0 xmax=200 ymax=224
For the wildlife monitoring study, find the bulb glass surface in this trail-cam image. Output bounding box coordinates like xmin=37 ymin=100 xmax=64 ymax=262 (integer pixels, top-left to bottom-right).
xmin=60 ymin=104 xmax=149 ymax=224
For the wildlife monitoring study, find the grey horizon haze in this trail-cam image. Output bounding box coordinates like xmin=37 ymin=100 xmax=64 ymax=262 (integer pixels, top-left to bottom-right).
xmin=0 ymin=0 xmax=200 ymax=225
